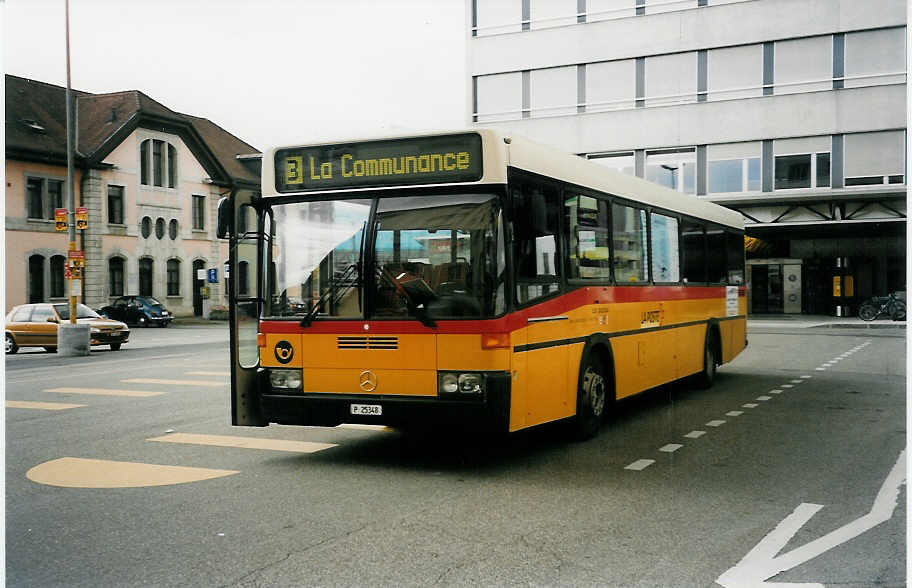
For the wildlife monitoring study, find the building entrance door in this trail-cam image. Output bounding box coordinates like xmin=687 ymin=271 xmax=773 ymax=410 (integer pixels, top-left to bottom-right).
xmin=192 ymin=259 xmax=205 ymax=316
xmin=749 ymin=260 xmax=802 ymax=314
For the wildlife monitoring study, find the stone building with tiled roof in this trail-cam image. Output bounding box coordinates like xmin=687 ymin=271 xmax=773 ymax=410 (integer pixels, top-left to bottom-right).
xmin=5 ymin=74 xmax=261 ymax=316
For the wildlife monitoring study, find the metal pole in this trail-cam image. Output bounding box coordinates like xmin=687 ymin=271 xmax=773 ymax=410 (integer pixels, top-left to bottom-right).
xmin=65 ymin=0 xmax=77 ymax=324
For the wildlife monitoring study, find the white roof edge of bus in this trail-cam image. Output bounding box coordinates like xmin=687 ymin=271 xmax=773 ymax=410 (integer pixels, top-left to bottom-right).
xmin=497 ymin=129 xmax=744 ymax=230
xmin=261 ymin=128 xmax=743 ymax=230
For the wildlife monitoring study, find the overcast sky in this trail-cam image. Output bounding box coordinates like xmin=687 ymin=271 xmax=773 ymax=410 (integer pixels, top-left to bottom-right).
xmin=3 ymin=0 xmax=468 ymax=152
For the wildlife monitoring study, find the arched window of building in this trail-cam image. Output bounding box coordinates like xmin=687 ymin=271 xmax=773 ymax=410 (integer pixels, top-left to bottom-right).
xmin=140 ymin=139 xmax=178 ymax=188
xmin=28 ymin=254 xmax=45 ymax=303
xmin=109 ymin=257 xmax=125 ymax=297
xmin=167 ymin=259 xmax=181 ymax=296
xmin=141 ymin=216 xmax=152 ymax=238
xmin=139 ymin=258 xmax=154 ymax=296
xmin=49 ymin=255 xmax=66 ymax=298
xmin=155 ymin=217 xmax=165 ymax=239
xmin=169 ymin=219 xmax=179 ymax=240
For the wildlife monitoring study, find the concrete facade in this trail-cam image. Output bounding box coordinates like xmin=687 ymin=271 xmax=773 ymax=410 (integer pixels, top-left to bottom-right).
xmin=467 ymin=0 xmax=907 ymax=314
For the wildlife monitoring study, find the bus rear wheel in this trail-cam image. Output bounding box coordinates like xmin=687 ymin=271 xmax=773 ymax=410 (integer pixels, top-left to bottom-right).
xmin=572 ymin=355 xmax=608 ymax=441
xmin=696 ymin=336 xmax=717 ymax=389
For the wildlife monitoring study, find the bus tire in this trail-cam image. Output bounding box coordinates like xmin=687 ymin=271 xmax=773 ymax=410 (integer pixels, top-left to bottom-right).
xmin=572 ymin=354 xmax=608 ymax=441
xmin=696 ymin=333 xmax=717 ymax=389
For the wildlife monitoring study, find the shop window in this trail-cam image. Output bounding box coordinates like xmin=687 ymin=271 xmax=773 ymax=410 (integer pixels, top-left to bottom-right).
xmin=646 ymin=149 xmax=696 ymax=194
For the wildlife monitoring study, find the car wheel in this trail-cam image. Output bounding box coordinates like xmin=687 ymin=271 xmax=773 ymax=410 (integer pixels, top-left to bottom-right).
xmin=110 ymin=343 xmax=122 ymax=351
xmin=6 ymin=333 xmax=18 ymax=354
xmin=44 ymin=346 xmax=57 ymax=353
xmin=137 ymin=316 xmax=147 ymax=327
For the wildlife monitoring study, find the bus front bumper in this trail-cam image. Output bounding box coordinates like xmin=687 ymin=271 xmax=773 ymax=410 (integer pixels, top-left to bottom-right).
xmin=259 ymin=371 xmax=511 ymax=433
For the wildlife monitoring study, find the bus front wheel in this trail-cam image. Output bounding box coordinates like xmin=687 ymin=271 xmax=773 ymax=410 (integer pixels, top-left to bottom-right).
xmin=572 ymin=355 xmax=608 ymax=441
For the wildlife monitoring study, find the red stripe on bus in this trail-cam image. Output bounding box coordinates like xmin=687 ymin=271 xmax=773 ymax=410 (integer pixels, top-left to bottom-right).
xmin=259 ymin=285 xmax=731 ymax=335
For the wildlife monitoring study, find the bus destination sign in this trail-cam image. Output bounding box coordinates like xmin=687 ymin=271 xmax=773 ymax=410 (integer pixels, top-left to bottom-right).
xmin=275 ymin=133 xmax=483 ymax=192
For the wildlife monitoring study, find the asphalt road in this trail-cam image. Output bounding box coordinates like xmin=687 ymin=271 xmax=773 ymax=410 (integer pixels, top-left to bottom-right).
xmin=4 ymin=323 xmax=906 ymax=587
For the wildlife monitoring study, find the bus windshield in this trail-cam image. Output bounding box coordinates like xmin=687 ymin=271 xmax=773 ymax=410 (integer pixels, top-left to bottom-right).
xmin=268 ymin=193 xmax=506 ymax=321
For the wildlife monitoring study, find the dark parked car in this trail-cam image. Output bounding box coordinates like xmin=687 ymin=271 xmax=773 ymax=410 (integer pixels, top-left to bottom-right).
xmin=98 ymin=296 xmax=172 ymax=327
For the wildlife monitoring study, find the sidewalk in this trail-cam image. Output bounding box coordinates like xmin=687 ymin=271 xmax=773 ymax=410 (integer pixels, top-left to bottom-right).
xmin=747 ymin=314 xmax=907 ymax=330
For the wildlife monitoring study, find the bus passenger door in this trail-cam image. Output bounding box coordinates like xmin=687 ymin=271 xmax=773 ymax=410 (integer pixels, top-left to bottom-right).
xmin=220 ymin=189 xmax=266 ymax=426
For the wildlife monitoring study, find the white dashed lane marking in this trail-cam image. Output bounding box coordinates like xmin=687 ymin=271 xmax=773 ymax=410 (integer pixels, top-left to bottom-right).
xmin=756 ymin=396 xmax=772 ymax=401
xmin=147 ymin=433 xmax=337 ymax=453
xmin=726 ymin=411 xmax=744 ymax=417
xmin=7 ymin=400 xmax=86 ymax=410
xmin=122 ymin=378 xmax=223 ymax=388
xmin=46 ymin=387 xmax=165 ymax=398
xmin=684 ymin=431 xmax=706 ymax=439
xmin=706 ymin=420 xmax=726 ymax=427
xmin=743 ymin=403 xmax=759 ymax=408
xmin=659 ymin=444 xmax=683 ymax=453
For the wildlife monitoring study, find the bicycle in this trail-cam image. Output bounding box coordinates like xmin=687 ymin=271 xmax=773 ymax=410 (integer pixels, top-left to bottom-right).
xmin=858 ymin=292 xmax=906 ymax=321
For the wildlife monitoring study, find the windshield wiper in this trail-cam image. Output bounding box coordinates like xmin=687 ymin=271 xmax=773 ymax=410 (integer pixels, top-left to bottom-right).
xmin=299 ymin=263 xmax=360 ymax=327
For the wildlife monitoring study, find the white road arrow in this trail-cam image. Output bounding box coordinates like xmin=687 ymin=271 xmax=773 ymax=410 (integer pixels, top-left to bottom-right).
xmin=717 ymin=449 xmax=906 ymax=588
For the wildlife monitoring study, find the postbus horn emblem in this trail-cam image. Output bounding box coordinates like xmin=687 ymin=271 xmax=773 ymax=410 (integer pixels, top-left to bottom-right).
xmin=359 ymin=370 xmax=378 ymax=392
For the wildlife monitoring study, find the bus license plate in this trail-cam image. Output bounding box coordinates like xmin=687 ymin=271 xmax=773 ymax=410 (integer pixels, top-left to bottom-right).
xmin=350 ymin=404 xmax=382 ymax=416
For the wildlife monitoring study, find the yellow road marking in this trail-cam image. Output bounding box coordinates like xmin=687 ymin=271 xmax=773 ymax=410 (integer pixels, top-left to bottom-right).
xmin=185 ymin=371 xmax=229 ymax=376
xmin=46 ymin=387 xmax=164 ymax=398
xmin=147 ymin=432 xmax=337 ymax=453
xmin=122 ymin=378 xmax=223 ymax=387
xmin=7 ymin=400 xmax=86 ymax=410
xmin=26 ymin=457 xmax=238 ymax=488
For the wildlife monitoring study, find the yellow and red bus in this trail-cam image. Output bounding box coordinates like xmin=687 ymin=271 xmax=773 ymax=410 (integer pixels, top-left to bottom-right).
xmin=220 ymin=129 xmax=746 ymax=439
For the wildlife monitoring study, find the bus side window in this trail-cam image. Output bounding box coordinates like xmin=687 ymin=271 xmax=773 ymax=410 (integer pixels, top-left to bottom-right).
xmin=612 ymin=203 xmax=649 ymax=283
xmin=706 ymin=228 xmax=727 ymax=283
xmin=650 ymin=212 xmax=680 ymax=283
xmin=681 ymin=219 xmax=707 ymax=283
xmin=513 ymin=185 xmax=560 ymax=304
xmin=564 ymin=194 xmax=611 ymax=280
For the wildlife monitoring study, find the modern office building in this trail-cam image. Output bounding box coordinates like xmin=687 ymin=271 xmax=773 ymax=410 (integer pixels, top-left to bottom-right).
xmin=467 ymin=0 xmax=906 ymax=314
xmin=5 ymin=74 xmax=260 ymax=316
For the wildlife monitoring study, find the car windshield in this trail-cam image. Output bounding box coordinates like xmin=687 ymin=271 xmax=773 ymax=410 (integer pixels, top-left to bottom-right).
xmin=54 ymin=304 xmax=101 ymax=320
xmin=139 ymin=297 xmax=163 ymax=306
xmin=268 ymin=193 xmax=506 ymax=321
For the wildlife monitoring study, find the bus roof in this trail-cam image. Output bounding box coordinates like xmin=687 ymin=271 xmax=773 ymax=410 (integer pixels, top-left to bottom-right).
xmin=263 ymin=128 xmax=743 ymax=230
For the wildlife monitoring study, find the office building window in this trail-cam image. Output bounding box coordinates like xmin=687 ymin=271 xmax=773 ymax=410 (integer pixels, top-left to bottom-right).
xmin=587 ymin=152 xmax=635 ymax=176
xmin=108 ymin=185 xmax=124 ymax=224
xmin=475 ymin=0 xmax=522 ymax=36
xmin=645 ymin=0 xmax=692 ymax=15
xmin=530 ymin=66 xmax=577 ymax=117
xmin=588 ymin=0 xmax=635 ymax=21
xmin=844 ymin=28 xmax=906 ymax=88
xmin=844 ymin=130 xmax=905 ymax=186
xmin=645 ymin=52 xmax=697 ymax=107
xmin=646 ymin=148 xmax=696 ymax=194
xmin=50 ymin=255 xmax=65 ymax=298
xmin=586 ymin=59 xmax=636 ymax=112
xmin=109 ymin=257 xmax=125 ymax=297
xmin=774 ymin=36 xmax=831 ymax=94
xmin=475 ymin=72 xmax=523 ymax=122
xmin=774 ymin=136 xmax=830 ymax=190
xmin=708 ymin=142 xmax=762 ymax=193
xmin=707 ymin=44 xmax=763 ymax=101
xmin=167 ymin=259 xmax=181 ymax=296
xmin=531 ymin=0 xmax=576 ymax=29
xmin=192 ymin=195 xmax=206 ymax=230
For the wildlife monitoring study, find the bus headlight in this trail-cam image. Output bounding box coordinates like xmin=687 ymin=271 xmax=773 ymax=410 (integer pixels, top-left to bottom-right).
xmin=438 ymin=372 xmax=484 ymax=395
xmin=269 ymin=369 xmax=302 ymax=389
